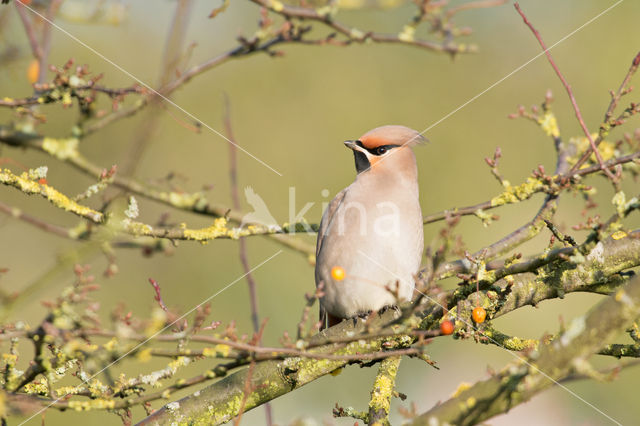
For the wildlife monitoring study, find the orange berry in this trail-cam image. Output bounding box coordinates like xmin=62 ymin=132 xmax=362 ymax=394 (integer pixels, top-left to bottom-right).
xmin=38 ymin=178 xmax=47 ymax=185
xmin=331 ymin=266 xmax=345 ymax=281
xmin=27 ymin=59 xmax=39 ymax=84
xmin=440 ymin=320 xmax=454 ymax=335
xmin=472 ymin=306 xmax=487 ymax=323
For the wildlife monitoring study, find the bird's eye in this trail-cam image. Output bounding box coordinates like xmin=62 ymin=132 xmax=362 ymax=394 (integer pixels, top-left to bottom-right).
xmin=375 ymin=147 xmax=387 ymax=155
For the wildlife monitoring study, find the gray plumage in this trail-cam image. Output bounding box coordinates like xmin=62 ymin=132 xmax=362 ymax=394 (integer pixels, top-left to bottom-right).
xmin=315 ymin=125 xmax=425 ymax=326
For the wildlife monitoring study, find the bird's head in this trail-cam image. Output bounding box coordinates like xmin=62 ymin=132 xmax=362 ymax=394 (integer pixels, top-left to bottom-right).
xmin=344 ymin=125 xmax=425 ymax=175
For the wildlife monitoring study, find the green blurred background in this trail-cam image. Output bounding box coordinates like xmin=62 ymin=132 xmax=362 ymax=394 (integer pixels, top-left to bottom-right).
xmin=1 ymin=0 xmax=640 ymax=424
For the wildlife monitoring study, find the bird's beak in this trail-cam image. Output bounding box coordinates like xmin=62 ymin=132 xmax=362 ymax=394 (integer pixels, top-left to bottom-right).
xmin=344 ymin=140 xmax=365 ymax=153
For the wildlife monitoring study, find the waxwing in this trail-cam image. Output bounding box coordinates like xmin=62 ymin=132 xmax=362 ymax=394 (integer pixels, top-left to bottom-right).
xmin=315 ymin=125 xmax=425 ymax=329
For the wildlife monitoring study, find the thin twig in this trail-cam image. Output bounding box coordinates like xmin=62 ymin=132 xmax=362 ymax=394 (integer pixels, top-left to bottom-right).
xmin=14 ymin=1 xmax=42 ymax=61
xmin=225 ymin=95 xmax=273 ymax=425
xmin=0 ymin=200 xmax=71 ymax=238
xmin=116 ymin=0 xmax=194 ymax=179
xmin=37 ymin=0 xmax=61 ymax=84
xmin=446 ymin=0 xmax=508 ymax=18
xmin=570 ymin=51 xmax=640 ymax=174
xmin=514 ymin=2 xmax=617 ymax=181
xmin=248 ymin=0 xmax=475 ymax=54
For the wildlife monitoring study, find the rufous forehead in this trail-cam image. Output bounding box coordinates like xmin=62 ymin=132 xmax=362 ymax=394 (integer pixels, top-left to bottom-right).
xmin=358 ymin=135 xmax=391 ymax=149
xmin=357 ymin=125 xmax=424 ymax=148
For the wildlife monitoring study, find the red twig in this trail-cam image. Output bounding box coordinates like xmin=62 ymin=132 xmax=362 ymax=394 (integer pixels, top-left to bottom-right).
xmin=14 ymin=1 xmax=42 ymax=61
xmin=605 ymin=51 xmax=640 ymax=124
xmin=570 ymin=50 xmax=640 ymax=173
xmin=37 ymin=0 xmax=62 ymax=84
xmin=0 ymin=201 xmax=70 ymax=239
xmin=233 ymin=361 xmax=256 ymax=426
xmin=148 ymin=278 xmax=169 ymax=313
xmin=224 ymin=97 xmax=261 ymax=336
xmin=514 ymin=2 xmax=617 ymax=182
xmin=224 ymin=95 xmax=273 ymax=425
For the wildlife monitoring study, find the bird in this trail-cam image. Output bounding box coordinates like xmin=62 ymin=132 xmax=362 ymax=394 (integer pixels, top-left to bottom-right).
xmin=315 ymin=125 xmax=425 ymax=329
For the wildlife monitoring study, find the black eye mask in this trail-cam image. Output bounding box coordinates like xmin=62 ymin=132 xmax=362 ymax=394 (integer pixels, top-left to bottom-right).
xmin=355 ymin=140 xmax=401 ymax=156
xmin=353 ymin=140 xmax=401 ymax=173
xmin=353 ymin=150 xmax=370 ymax=173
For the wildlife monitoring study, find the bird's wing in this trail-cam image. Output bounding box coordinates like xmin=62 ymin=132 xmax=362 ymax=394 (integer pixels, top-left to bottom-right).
xmin=316 ymin=188 xmax=348 ymax=329
xmin=315 ymin=187 xmax=348 ymax=258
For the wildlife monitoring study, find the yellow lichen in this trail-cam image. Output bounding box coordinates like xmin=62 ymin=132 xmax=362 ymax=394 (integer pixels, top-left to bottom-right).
xmin=398 ymin=25 xmax=415 ymax=42
xmin=137 ymin=348 xmax=152 ymax=362
xmin=183 ymin=217 xmax=232 ymax=241
xmin=474 ymin=209 xmax=494 ymax=227
xmin=67 ymin=399 xmax=116 ymax=411
xmin=167 ymin=356 xmax=190 ymax=372
xmin=368 ymin=358 xmax=399 ymax=416
xmin=55 ymin=386 xmax=80 ymax=397
xmin=490 ymin=177 xmax=545 ymax=207
xmin=0 ymin=168 xmax=103 ymax=223
xmin=145 ymin=308 xmax=167 ymax=336
xmin=612 ymin=191 xmax=627 ymax=216
xmin=2 ymin=353 xmax=17 ymax=363
xmin=203 ymin=344 xmax=231 ymax=358
xmin=62 ymin=339 xmax=98 ymax=357
xmin=569 ymin=135 xmax=616 ymax=166
xmin=452 ymin=382 xmax=472 ymax=397
xmin=23 ymin=382 xmax=49 ymax=395
xmin=270 ymin=0 xmax=283 ymax=11
xmin=124 ymin=220 xmax=154 ymax=235
xmin=42 ymin=137 xmax=79 ymax=160
xmin=166 ymin=191 xmax=204 ymax=208
xmin=611 ymin=230 xmax=627 ymax=240
xmin=538 ymin=112 xmax=560 ymax=138
xmin=350 ymin=28 xmax=365 ymax=40
xmin=466 ymin=396 xmax=477 ymax=408
xmin=103 ymin=338 xmax=119 ymax=352
xmin=316 ymin=4 xmax=337 ymax=17
xmin=62 ymin=91 xmax=73 ymax=106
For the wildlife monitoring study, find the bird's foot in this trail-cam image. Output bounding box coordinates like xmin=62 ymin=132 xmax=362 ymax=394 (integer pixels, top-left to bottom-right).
xmin=378 ymin=304 xmax=400 ymax=315
xmin=347 ymin=305 xmax=400 ymax=325
xmin=347 ymin=310 xmax=372 ymax=326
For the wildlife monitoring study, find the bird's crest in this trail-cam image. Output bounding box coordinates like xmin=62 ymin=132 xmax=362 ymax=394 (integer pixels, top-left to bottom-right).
xmin=358 ymin=125 xmax=426 ymax=149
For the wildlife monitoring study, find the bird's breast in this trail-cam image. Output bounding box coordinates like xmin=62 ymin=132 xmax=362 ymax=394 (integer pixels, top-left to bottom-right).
xmin=315 ymin=185 xmax=424 ymax=318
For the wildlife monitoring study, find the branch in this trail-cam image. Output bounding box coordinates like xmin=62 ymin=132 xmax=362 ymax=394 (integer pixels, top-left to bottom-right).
xmin=136 ymin=309 xmax=408 ymax=425
xmin=136 ymin=230 xmax=640 ymax=425
xmin=225 ymin=94 xmax=273 ymax=425
xmin=0 ymin=168 xmax=104 ymax=223
xmin=0 ymin=200 xmax=73 ymax=239
xmin=0 ymin=83 xmax=143 ymax=107
xmin=0 ymin=128 xmax=316 ymax=257
xmin=410 ymin=273 xmax=640 ymax=425
xmin=116 ymin=0 xmax=194 ymax=178
xmin=514 ymin=2 xmax=617 ymax=181
xmin=247 ymin=0 xmax=477 ymax=54
xmin=367 ymin=356 xmax=401 ymax=426
xmin=79 ymin=0 xmax=503 ymax=136
xmin=482 ymin=327 xmax=640 ymax=359
xmin=434 ymin=108 xmax=570 ymax=278
xmin=492 ymin=231 xmax=640 ymax=318
xmin=14 ymin=1 xmax=42 ymax=61
xmin=571 ymin=51 xmax=640 ymax=174
xmin=225 ymin=97 xmax=262 ymax=334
